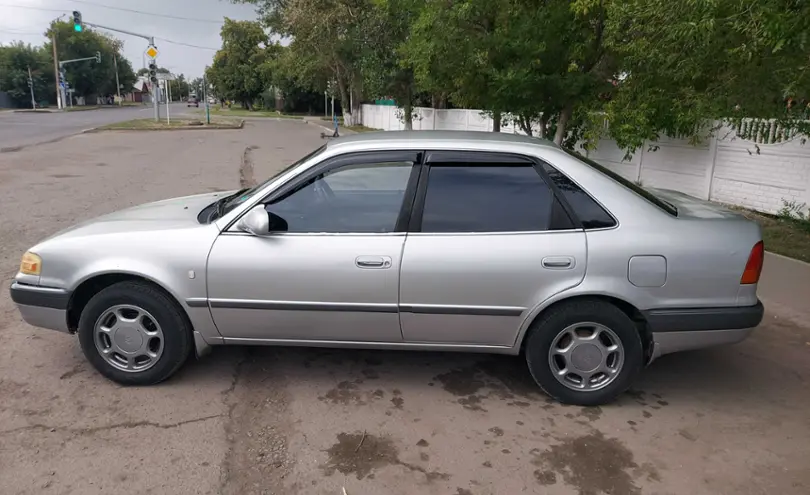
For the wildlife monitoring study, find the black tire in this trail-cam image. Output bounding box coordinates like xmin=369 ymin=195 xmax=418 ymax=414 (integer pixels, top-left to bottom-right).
xmin=524 ymin=299 xmax=643 ymax=406
xmin=78 ymin=281 xmax=193 ymax=385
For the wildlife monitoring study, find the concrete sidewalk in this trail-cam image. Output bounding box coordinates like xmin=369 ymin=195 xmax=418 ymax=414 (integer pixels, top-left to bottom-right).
xmin=759 ymin=252 xmax=810 ymax=322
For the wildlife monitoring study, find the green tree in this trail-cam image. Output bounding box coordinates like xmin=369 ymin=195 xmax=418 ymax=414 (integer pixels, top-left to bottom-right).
xmin=404 ymin=0 xmax=615 ymax=142
xmin=0 ymin=42 xmax=54 ymax=108
xmin=206 ymin=18 xmax=273 ymax=109
xmin=599 ymin=0 xmax=810 ymax=151
xmin=236 ymin=0 xmax=369 ymax=124
xmin=45 ymin=20 xmax=136 ymax=101
xmin=359 ymin=0 xmax=422 ymax=129
xmin=169 ymin=73 xmax=188 ymax=101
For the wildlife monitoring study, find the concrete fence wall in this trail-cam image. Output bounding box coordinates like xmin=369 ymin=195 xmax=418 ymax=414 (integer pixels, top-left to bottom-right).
xmin=360 ymin=104 xmax=810 ymax=215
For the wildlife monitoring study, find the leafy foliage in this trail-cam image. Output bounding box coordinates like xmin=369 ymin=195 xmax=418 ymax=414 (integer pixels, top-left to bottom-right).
xmin=45 ymin=21 xmax=136 ymax=99
xmin=233 ymin=0 xmax=810 ymax=150
xmin=0 ymin=42 xmax=53 ymax=107
xmin=205 ymin=19 xmax=276 ymax=110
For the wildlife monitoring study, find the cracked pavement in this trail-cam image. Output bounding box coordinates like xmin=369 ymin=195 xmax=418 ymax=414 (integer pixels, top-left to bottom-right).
xmin=1 ymin=120 xmax=809 ymax=495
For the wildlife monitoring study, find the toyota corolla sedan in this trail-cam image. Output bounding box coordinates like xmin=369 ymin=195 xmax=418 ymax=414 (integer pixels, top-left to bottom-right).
xmin=10 ymin=131 xmax=764 ymax=405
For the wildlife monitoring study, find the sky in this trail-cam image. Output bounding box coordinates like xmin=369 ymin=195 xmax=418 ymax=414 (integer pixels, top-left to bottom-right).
xmin=0 ymin=0 xmax=260 ymax=78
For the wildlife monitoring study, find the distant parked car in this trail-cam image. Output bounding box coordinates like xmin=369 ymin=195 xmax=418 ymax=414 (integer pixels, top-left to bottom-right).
xmin=10 ymin=132 xmax=764 ymax=405
xmin=187 ymin=96 xmax=199 ymax=107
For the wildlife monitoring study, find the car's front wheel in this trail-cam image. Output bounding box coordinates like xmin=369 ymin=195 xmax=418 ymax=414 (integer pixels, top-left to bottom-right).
xmin=78 ymin=281 xmax=193 ymax=385
xmin=524 ymin=299 xmax=643 ymax=406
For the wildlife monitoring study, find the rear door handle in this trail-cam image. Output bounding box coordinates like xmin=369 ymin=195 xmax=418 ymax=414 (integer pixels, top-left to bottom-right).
xmin=355 ymin=256 xmax=392 ymax=269
xmin=542 ymin=256 xmax=575 ymax=269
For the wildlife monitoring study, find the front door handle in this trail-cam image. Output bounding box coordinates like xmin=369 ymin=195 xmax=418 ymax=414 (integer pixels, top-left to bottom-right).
xmin=542 ymin=256 xmax=575 ymax=269
xmin=355 ymin=256 xmax=392 ymax=269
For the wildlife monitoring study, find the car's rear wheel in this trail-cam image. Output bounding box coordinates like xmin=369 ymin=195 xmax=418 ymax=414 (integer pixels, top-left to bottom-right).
xmin=78 ymin=281 xmax=192 ymax=385
xmin=524 ymin=299 xmax=643 ymax=406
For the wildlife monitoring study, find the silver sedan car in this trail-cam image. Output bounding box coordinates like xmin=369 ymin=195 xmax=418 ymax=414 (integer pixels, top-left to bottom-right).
xmin=10 ymin=132 xmax=764 ymax=405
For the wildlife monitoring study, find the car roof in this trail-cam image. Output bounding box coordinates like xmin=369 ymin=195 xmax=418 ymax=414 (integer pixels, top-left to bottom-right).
xmin=326 ymin=130 xmax=558 ymax=150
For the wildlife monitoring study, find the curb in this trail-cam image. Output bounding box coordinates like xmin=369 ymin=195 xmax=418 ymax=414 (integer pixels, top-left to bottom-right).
xmin=13 ymin=109 xmax=58 ymax=114
xmin=0 ymin=120 xmax=245 ymax=152
xmin=91 ymin=119 xmax=245 ymax=132
xmin=765 ymin=250 xmax=810 ymax=268
xmin=305 ymin=119 xmax=356 ymax=136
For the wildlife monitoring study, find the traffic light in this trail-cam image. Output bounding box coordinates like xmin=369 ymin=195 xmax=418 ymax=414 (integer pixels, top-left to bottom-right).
xmin=95 ymin=51 xmax=101 ymax=63
xmin=72 ymin=11 xmax=82 ymax=32
xmin=148 ymin=62 xmax=158 ymax=84
xmin=58 ymin=69 xmax=66 ymax=86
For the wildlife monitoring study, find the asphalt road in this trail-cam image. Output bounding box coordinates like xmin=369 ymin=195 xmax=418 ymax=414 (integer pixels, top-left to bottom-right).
xmin=0 ymin=103 xmax=195 ymax=151
xmin=0 ymin=120 xmax=808 ymax=495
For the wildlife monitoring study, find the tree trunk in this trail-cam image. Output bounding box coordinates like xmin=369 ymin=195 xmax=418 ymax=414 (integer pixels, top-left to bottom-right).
xmin=350 ymin=75 xmax=363 ymax=127
xmin=403 ymin=85 xmax=413 ymax=130
xmin=537 ymin=116 xmax=547 ymax=138
xmin=554 ymin=104 xmax=573 ymax=145
xmin=336 ymin=74 xmax=350 ymax=122
xmin=518 ymin=114 xmax=533 ymax=136
xmin=492 ymin=111 xmax=501 ymax=133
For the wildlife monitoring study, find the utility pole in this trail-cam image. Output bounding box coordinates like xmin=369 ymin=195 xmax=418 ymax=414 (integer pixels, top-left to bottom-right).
xmin=27 ymin=66 xmax=37 ymax=109
xmin=113 ymin=53 xmax=122 ymax=106
xmin=51 ymin=33 xmax=61 ymax=109
xmin=203 ymin=71 xmax=210 ymax=125
xmin=165 ymin=78 xmax=171 ymax=124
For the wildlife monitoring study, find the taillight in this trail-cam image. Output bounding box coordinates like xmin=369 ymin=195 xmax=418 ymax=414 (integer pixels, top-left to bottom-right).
xmin=740 ymin=241 xmax=764 ymax=284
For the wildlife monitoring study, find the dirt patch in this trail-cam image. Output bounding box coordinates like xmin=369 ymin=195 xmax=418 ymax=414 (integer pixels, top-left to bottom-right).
xmin=534 ymin=469 xmax=557 ymax=485
xmin=679 ymin=429 xmax=698 ymax=442
xmin=435 ymin=360 xmax=549 ymax=412
xmin=322 ymin=432 xmax=450 ymax=482
xmin=475 ymin=358 xmax=540 ymax=398
xmin=319 ymin=380 xmax=384 ymax=406
xmin=458 ymin=394 xmax=486 ymax=411
xmin=391 ymin=389 xmax=404 ymax=409
xmin=239 ymin=146 xmax=255 ymax=188
xmin=578 ymin=406 xmax=603 ymax=422
xmin=532 ymin=431 xmax=658 ymax=495
xmin=488 ymin=427 xmax=504 ymax=437
xmin=220 ymin=350 xmax=292 ymax=495
xmin=434 ymin=368 xmax=485 ymax=396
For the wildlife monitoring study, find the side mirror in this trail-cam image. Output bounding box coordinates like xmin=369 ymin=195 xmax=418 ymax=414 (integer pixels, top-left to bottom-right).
xmin=236 ymin=205 xmax=270 ymax=236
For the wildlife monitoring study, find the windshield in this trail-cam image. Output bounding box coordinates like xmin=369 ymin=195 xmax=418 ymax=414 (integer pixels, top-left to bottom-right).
xmin=562 ymin=148 xmax=678 ymax=216
xmin=220 ymin=145 xmax=327 ymax=215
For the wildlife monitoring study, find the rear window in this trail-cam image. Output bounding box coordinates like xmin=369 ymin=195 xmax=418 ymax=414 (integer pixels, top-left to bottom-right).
xmin=561 ymin=148 xmax=678 ymax=216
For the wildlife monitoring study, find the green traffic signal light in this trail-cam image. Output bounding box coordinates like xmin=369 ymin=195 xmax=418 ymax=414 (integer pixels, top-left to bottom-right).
xmin=72 ymin=11 xmax=82 ymax=32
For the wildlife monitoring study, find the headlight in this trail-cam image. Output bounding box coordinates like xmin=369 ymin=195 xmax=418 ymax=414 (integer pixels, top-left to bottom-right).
xmin=20 ymin=252 xmax=42 ymax=276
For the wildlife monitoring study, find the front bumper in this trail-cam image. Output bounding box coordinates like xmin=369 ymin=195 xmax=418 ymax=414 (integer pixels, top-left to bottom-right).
xmin=9 ymin=282 xmax=71 ymax=333
xmin=645 ymin=300 xmax=764 ymax=360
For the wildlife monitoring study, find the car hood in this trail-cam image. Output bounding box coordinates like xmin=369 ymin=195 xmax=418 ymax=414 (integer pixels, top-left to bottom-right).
xmin=46 ymin=191 xmax=234 ymax=241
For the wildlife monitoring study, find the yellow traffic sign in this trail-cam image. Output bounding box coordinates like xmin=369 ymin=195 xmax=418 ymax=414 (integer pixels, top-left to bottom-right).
xmin=145 ymin=45 xmax=158 ymax=59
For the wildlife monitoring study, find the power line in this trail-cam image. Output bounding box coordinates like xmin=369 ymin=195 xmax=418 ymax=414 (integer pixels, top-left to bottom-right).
xmin=0 ymin=29 xmax=43 ymax=36
xmin=69 ymin=0 xmax=225 ymax=24
xmin=0 ymin=4 xmax=66 ymax=13
xmin=156 ymin=37 xmax=219 ymax=51
xmin=0 ymin=2 xmax=226 ymax=25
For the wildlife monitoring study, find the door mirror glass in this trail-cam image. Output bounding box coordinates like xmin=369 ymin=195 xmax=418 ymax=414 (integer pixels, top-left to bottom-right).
xmin=236 ymin=205 xmax=271 ymax=236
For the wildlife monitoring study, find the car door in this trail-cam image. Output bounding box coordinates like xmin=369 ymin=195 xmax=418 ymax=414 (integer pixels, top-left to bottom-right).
xmin=399 ymin=151 xmax=587 ymax=347
xmin=207 ymin=150 xmax=421 ymax=343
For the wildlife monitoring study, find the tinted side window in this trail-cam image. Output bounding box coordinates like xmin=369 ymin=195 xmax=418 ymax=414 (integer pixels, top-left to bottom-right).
xmin=420 ymin=165 xmax=553 ymax=232
xmin=542 ymin=163 xmax=617 ymax=229
xmin=266 ymin=161 xmax=413 ymax=233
